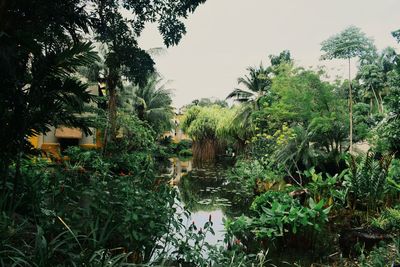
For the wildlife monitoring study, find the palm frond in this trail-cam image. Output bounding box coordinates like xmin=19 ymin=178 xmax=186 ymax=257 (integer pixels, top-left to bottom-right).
xmin=226 ymin=88 xmax=253 ymax=100
xmin=348 ymin=151 xmax=394 ymax=207
xmin=49 ymin=42 xmax=99 ymax=78
xmin=126 ymin=73 xmax=174 ymax=134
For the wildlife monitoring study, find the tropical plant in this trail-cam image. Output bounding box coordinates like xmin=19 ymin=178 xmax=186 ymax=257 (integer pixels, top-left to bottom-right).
xmin=357 ymin=64 xmax=385 ymax=114
xmin=252 ymin=197 xmax=331 ymax=240
xmin=165 ymin=218 xmax=214 ymax=267
xmin=123 ymin=74 xmax=174 ymax=135
xmin=0 ymin=42 xmax=99 ymax=208
xmin=321 ymin=26 xmax=376 ymax=152
xmin=274 ymin=125 xmax=315 ymax=177
xmin=227 ymin=64 xmax=272 ymax=105
xmin=227 ymin=190 xmax=331 ymax=242
xmin=357 ymin=239 xmax=400 ymax=267
xmin=357 ymin=46 xmax=398 ymax=114
xmin=226 ymin=64 xmax=272 ymax=134
xmin=245 ymin=66 xmax=350 ymax=175
xmin=347 ymin=151 xmax=393 ymax=209
xmin=208 ymin=247 xmax=272 ymax=267
xmin=304 ymin=168 xmax=348 ymax=208
xmin=371 ymin=206 xmax=400 ymax=232
xmin=90 ymin=0 xmax=206 ymax=141
xmin=0 ymin=0 xmax=100 ymax=208
xmin=353 ymin=102 xmax=376 ymax=141
xmin=388 ymin=159 xmax=400 ymax=193
xmin=377 ymin=48 xmax=400 ymax=155
xmin=229 ymin=158 xmax=283 ymax=194
xmin=181 ymin=105 xmax=239 ymax=161
xmin=0 ymin=147 xmax=177 ymax=265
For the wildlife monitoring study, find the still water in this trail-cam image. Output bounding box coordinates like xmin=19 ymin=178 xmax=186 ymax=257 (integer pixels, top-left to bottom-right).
xmin=167 ymin=158 xmax=335 ymax=266
xmin=169 ymin=158 xmax=250 ymax=245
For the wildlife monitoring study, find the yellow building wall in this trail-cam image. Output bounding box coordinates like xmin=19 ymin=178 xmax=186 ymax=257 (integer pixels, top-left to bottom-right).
xmin=28 ymin=128 xmax=102 ymax=159
xmin=41 ymin=143 xmax=61 ymax=159
xmin=28 ymin=135 xmax=39 ymax=148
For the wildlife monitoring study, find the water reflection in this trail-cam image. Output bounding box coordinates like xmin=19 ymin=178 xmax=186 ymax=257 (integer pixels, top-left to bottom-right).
xmin=169 ymin=158 xmax=192 ymax=185
xmin=166 ymin=158 xmax=334 ymax=265
xmin=170 ymin=158 xmax=250 ymax=245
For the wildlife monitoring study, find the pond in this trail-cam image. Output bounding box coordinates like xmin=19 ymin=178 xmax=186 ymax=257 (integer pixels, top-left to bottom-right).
xmin=169 ymin=157 xmax=251 ymax=245
xmin=166 ymin=157 xmax=339 ymax=266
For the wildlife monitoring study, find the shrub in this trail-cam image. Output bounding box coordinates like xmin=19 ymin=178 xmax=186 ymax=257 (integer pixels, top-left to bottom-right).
xmin=229 ymin=159 xmax=283 ymax=194
xmin=346 ymin=151 xmax=393 ymax=209
xmin=388 ymin=159 xmax=400 ymax=194
xmin=0 ymin=147 xmax=177 ymax=265
xmin=357 ymin=239 xmax=400 ymax=267
xmin=304 ymin=167 xmax=348 ymax=208
xmin=227 ymin=190 xmax=331 ymax=242
xmin=371 ymin=206 xmax=400 ymax=232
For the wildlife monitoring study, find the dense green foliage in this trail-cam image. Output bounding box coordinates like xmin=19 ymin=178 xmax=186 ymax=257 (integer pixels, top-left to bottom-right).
xmin=0 ymin=1 xmax=211 ymax=266
xmin=123 ymin=74 xmax=174 ymax=135
xmin=321 ymin=26 xmax=376 ymax=61
xmin=1 ymin=1 xmax=400 ymax=264
xmin=0 ymin=121 xmax=175 ymax=264
xmin=186 ymin=27 xmax=400 ymax=266
xmin=321 ymin=26 xmax=377 ymax=153
xmin=181 ymin=105 xmax=239 ymax=161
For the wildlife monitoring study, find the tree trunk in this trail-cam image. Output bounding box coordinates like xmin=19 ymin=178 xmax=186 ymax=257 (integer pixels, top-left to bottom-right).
xmin=370 ymin=85 xmax=380 ymax=114
xmin=108 ymin=85 xmax=117 ymax=139
xmin=103 ymin=72 xmax=119 ymax=153
xmin=370 ymin=98 xmax=373 ymax=115
xmin=348 ymin=58 xmax=353 ymax=154
xmin=192 ymin=139 xmax=217 ymax=164
xmin=378 ymin=91 xmax=383 ymax=114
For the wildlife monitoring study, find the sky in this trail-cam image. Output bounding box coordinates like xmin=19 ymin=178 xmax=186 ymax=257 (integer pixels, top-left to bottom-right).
xmin=138 ymin=0 xmax=400 ymax=108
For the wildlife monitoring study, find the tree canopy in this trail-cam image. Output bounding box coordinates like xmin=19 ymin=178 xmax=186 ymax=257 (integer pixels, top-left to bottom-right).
xmin=321 ymin=26 xmax=376 ymax=61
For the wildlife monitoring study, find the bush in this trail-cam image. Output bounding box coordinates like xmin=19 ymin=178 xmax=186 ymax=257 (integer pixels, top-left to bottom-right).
xmin=227 ymin=190 xmax=331 ymax=243
xmin=0 ymin=148 xmax=177 ymax=265
xmin=229 ymin=159 xmax=283 ymax=194
xmin=371 ymin=206 xmax=400 ymax=232
xmin=357 ymin=240 xmax=400 ymax=267
xmin=388 ymin=159 xmax=400 ymax=193
xmin=346 ymin=151 xmax=393 ymax=210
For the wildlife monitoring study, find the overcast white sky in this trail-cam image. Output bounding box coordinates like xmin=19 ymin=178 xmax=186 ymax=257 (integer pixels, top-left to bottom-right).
xmin=138 ymin=0 xmax=400 ymax=108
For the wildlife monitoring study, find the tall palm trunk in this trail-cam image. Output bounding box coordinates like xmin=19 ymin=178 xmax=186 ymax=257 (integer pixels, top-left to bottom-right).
xmin=103 ymin=72 xmax=119 ymax=153
xmin=108 ymin=85 xmax=117 ymax=139
xmin=370 ymin=98 xmax=373 ymax=115
xmin=348 ymin=58 xmax=353 ymax=154
xmin=370 ymin=84 xmax=381 ymax=114
xmin=378 ymin=91 xmax=383 ymax=113
xmin=193 ymin=139 xmax=217 ymax=163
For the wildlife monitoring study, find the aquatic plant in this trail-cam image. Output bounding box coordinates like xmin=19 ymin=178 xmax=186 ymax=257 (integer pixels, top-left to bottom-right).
xmin=226 ymin=190 xmax=331 ymax=246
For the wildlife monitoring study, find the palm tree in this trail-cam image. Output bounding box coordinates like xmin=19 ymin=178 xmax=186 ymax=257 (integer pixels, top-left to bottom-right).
xmin=358 ymin=64 xmax=384 ymax=114
xmin=226 ymin=64 xmax=272 ymax=137
xmin=124 ymin=74 xmax=174 ymax=135
xmin=227 ymin=64 xmax=272 ymax=105
xmin=357 ymin=47 xmax=397 ymax=114
xmin=1 ymin=41 xmax=98 ymax=204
